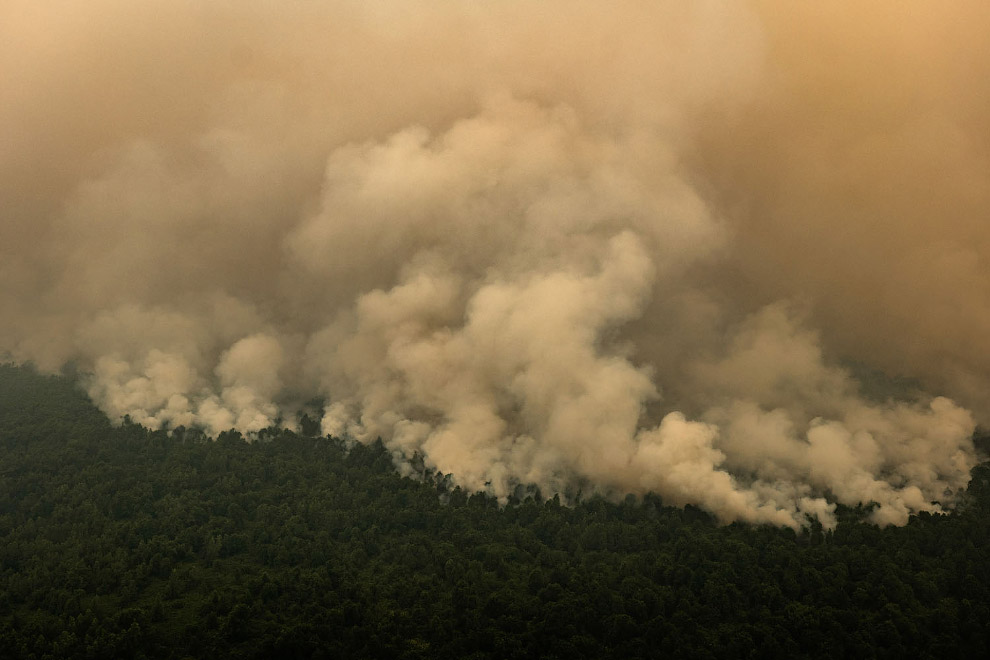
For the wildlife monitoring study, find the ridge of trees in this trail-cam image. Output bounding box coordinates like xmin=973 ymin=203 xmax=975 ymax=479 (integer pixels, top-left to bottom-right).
xmin=1 ymin=364 xmax=988 ymax=659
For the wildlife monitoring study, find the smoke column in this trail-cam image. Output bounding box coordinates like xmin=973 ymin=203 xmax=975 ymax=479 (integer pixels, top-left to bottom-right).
xmin=3 ymin=1 xmax=988 ymax=527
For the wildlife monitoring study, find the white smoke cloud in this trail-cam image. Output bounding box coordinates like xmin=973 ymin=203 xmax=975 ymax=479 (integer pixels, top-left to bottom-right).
xmin=2 ymin=0 xmax=986 ymax=527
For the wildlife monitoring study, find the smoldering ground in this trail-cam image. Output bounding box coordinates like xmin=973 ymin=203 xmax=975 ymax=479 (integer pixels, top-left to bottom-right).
xmin=3 ymin=1 xmax=989 ymax=527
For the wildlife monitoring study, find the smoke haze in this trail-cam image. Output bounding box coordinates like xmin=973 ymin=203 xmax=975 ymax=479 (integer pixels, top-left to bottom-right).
xmin=3 ymin=1 xmax=988 ymax=527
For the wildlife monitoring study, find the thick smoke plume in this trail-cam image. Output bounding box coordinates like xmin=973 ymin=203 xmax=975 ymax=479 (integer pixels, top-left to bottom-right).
xmin=3 ymin=1 xmax=988 ymax=527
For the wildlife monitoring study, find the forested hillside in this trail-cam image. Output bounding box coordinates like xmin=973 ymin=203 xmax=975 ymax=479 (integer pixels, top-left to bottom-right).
xmin=1 ymin=364 xmax=988 ymax=659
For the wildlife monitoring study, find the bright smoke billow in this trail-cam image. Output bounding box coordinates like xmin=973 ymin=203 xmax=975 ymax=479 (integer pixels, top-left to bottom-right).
xmin=3 ymin=1 xmax=990 ymax=527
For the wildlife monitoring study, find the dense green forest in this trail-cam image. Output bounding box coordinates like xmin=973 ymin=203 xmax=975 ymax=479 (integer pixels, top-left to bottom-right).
xmin=1 ymin=364 xmax=988 ymax=659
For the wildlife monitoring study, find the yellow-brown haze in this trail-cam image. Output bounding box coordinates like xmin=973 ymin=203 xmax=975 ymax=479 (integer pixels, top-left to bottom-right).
xmin=2 ymin=1 xmax=988 ymax=527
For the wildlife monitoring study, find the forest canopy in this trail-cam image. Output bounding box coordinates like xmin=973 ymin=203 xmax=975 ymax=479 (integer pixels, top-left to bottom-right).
xmin=1 ymin=364 xmax=989 ymax=659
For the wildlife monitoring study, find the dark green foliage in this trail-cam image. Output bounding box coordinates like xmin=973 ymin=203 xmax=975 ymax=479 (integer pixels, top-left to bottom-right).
xmin=1 ymin=364 xmax=989 ymax=659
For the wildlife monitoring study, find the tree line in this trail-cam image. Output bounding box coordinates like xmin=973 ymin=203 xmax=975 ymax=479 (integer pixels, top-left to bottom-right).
xmin=1 ymin=364 xmax=988 ymax=659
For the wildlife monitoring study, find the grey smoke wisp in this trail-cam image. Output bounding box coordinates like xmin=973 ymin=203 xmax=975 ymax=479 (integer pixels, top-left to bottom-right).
xmin=3 ymin=1 xmax=988 ymax=527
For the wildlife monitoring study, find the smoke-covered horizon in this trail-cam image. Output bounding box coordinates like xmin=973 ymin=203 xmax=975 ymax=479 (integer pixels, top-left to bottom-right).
xmin=3 ymin=1 xmax=989 ymax=527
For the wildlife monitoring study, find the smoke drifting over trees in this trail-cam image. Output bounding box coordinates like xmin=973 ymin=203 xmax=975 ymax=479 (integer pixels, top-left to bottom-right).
xmin=3 ymin=1 xmax=989 ymax=527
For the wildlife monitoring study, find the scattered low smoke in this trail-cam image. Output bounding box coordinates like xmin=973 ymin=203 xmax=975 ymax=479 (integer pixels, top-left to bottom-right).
xmin=3 ymin=1 xmax=988 ymax=527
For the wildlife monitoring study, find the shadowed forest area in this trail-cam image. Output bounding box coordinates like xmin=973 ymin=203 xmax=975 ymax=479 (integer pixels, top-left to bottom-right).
xmin=1 ymin=363 xmax=988 ymax=659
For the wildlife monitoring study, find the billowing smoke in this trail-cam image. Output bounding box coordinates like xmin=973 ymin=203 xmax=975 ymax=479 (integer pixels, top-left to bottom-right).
xmin=3 ymin=1 xmax=988 ymax=527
